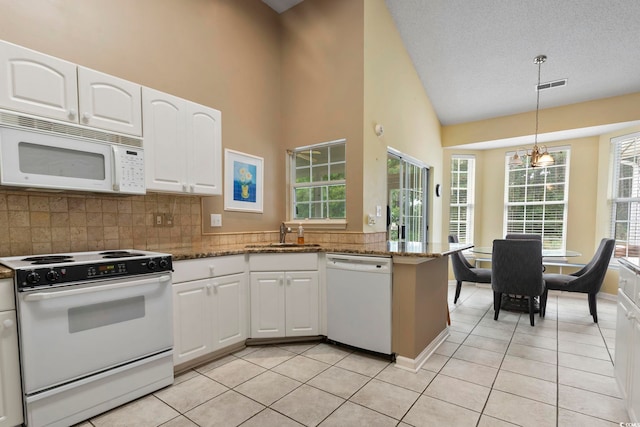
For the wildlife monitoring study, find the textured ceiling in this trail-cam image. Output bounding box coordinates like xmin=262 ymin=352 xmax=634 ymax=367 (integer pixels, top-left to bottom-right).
xmin=384 ymin=0 xmax=640 ymax=126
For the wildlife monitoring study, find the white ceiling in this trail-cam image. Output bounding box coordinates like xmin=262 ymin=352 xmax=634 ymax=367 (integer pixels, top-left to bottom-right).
xmin=384 ymin=0 xmax=640 ymax=126
xmin=264 ymin=0 xmax=640 ymax=148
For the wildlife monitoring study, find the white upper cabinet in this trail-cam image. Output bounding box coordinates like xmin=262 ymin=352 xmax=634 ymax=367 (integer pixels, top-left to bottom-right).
xmin=186 ymin=102 xmax=222 ymax=195
xmin=143 ymin=88 xmax=187 ymax=193
xmin=143 ymin=87 xmax=222 ymax=195
xmin=0 ymin=40 xmax=78 ymax=123
xmin=0 ymin=40 xmax=142 ymax=136
xmin=77 ymin=66 xmax=142 ymax=136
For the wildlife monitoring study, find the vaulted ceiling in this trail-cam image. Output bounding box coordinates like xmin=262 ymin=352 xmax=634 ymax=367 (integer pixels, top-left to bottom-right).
xmin=263 ymin=0 xmax=640 ymax=145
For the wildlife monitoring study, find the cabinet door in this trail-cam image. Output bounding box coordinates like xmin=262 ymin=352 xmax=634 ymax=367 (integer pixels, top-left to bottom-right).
xmin=212 ymin=273 xmax=247 ymax=350
xmin=0 ymin=310 xmax=23 ymax=427
xmin=172 ymin=279 xmax=214 ymax=365
xmin=285 ymin=271 xmax=319 ymax=337
xmin=143 ymin=87 xmax=188 ymax=193
xmin=77 ymin=67 xmax=142 ymax=136
xmin=615 ymin=291 xmax=633 ymax=399
xmin=0 ymin=40 xmax=78 ymax=123
xmin=250 ymin=272 xmax=285 ymax=338
xmin=185 ymin=101 xmax=222 ymax=195
xmin=629 ymin=308 xmax=640 ymax=422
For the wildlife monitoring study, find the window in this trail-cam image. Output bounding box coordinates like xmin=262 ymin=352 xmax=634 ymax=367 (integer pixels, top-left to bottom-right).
xmin=611 ymin=132 xmax=640 ymax=258
xmin=387 ymin=150 xmax=429 ymax=245
xmin=290 ymin=139 xmax=346 ymax=220
xmin=449 ymin=155 xmax=475 ymax=244
xmin=504 ymin=147 xmax=570 ymax=249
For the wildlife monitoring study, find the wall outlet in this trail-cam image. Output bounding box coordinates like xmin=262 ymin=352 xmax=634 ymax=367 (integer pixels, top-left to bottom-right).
xmin=154 ymin=213 xmax=164 ymax=227
xmin=164 ymin=214 xmax=174 ymax=227
xmin=210 ymin=213 xmax=222 ymax=227
xmin=367 ymin=214 xmax=376 ymax=225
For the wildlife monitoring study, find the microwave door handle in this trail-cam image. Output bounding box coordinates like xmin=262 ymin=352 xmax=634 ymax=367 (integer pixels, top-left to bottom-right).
xmin=111 ymin=145 xmax=120 ymax=191
xmin=23 ymin=274 xmax=171 ymax=301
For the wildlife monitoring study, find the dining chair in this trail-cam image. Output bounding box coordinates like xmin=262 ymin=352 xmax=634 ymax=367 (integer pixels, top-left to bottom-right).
xmin=506 ymin=233 xmax=541 ymax=240
xmin=541 ymin=238 xmax=615 ymax=323
xmin=492 ymin=239 xmax=546 ymax=326
xmin=448 ymin=235 xmax=491 ymax=304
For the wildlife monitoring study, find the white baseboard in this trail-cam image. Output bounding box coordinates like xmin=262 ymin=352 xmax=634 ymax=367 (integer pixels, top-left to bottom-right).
xmin=394 ymin=328 xmax=450 ymax=373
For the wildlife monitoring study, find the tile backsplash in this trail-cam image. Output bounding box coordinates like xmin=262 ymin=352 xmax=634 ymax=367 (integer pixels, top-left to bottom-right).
xmin=0 ymin=189 xmax=386 ymax=257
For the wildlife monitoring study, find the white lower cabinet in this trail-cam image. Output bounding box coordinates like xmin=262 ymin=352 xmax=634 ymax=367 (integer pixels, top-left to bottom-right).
xmin=615 ymin=259 xmax=640 ymax=422
xmin=0 ymin=279 xmax=23 ymax=427
xmin=172 ymin=256 xmax=247 ymax=366
xmin=249 ymin=253 xmax=319 ymax=339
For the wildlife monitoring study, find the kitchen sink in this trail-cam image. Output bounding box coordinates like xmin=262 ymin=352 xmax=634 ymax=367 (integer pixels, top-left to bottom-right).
xmin=245 ymin=243 xmax=321 ymax=248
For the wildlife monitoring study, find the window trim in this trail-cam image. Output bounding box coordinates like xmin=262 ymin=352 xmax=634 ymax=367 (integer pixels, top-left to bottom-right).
xmin=503 ymin=145 xmax=570 ymax=250
xmin=610 ymin=131 xmax=640 ymax=258
xmin=287 ymin=138 xmax=347 ymax=230
xmin=449 ymin=154 xmax=476 ymax=245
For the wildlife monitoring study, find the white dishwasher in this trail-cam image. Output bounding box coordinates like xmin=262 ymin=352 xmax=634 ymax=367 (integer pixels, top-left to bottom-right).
xmin=326 ymin=254 xmax=393 ymax=356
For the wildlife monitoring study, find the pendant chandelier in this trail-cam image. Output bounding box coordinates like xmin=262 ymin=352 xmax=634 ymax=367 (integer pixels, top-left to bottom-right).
xmin=509 ymin=55 xmax=554 ymax=168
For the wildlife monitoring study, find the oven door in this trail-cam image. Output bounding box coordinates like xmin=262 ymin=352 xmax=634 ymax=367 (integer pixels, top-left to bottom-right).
xmin=17 ymin=273 xmax=172 ymax=394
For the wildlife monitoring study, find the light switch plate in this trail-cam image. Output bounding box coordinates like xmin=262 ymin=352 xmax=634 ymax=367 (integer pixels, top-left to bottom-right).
xmin=210 ymin=214 xmax=222 ymax=227
xmin=376 ymin=205 xmax=382 ymax=217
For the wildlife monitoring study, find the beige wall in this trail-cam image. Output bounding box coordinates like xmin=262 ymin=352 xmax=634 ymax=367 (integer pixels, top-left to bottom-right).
xmin=0 ymin=0 xmax=284 ymax=234
xmin=279 ymin=0 xmax=365 ymax=232
xmin=444 ymin=125 xmax=640 ymax=295
xmin=442 ymin=92 xmax=640 ymax=147
xmin=442 ymin=92 xmax=640 ymax=296
xmin=363 ymin=0 xmax=443 ymax=238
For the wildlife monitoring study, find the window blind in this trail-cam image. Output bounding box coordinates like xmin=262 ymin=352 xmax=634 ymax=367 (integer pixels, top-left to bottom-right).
xmin=611 ymin=132 xmax=640 ymax=258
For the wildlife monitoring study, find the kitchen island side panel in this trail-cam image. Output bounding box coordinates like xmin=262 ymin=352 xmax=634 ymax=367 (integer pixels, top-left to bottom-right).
xmin=392 ymin=256 xmax=448 ymax=359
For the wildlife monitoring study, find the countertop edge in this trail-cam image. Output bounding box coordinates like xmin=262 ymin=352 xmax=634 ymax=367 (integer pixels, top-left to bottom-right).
xmin=620 ymin=257 xmax=640 ymax=274
xmin=0 ymin=243 xmax=471 ymax=278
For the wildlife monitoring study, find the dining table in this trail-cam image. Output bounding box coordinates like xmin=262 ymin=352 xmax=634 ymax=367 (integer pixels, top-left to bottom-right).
xmin=468 ymin=245 xmax=582 ymax=313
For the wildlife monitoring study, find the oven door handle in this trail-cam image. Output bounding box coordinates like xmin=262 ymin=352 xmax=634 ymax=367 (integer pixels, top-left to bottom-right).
xmin=23 ymin=274 xmax=172 ymax=301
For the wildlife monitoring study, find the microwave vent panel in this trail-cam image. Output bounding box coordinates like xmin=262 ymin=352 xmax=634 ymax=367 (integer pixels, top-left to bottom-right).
xmin=0 ymin=111 xmax=142 ymax=148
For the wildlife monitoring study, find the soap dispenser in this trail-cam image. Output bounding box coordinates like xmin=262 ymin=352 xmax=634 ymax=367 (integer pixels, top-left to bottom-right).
xmin=297 ymin=224 xmax=305 ymax=244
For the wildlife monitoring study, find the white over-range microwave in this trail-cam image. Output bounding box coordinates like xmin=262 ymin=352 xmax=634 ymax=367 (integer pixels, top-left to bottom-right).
xmin=0 ymin=114 xmax=145 ymax=194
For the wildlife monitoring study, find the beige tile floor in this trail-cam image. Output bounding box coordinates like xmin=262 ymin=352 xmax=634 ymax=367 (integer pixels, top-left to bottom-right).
xmin=76 ymin=283 xmax=629 ymax=427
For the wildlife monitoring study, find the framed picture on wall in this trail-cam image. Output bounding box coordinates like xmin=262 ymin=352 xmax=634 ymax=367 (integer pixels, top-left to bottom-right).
xmin=224 ymin=149 xmax=264 ymax=213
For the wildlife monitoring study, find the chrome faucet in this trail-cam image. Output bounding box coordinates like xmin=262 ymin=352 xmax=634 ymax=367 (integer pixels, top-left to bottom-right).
xmin=279 ymin=222 xmax=291 ymax=243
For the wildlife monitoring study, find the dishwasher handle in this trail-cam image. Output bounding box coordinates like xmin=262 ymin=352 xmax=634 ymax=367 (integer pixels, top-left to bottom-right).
xmin=326 ymin=255 xmax=392 ymax=273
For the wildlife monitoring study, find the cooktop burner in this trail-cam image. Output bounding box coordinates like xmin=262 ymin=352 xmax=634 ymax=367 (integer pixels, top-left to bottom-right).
xmin=102 ymin=253 xmax=145 ymax=259
xmin=100 ymin=251 xmax=145 ymax=258
xmin=22 ymin=255 xmax=75 ymax=265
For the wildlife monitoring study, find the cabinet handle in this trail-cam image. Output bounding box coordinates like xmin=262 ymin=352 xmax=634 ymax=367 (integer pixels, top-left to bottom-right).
xmin=68 ymin=109 xmax=77 ymax=119
xmin=190 ymin=184 xmax=195 ymax=192
xmin=82 ymin=112 xmax=90 ymax=122
xmin=212 ymin=281 xmax=219 ymax=293
xmin=279 ymin=277 xmax=283 ymax=286
xmin=209 ymin=266 xmax=215 ymax=277
xmin=287 ymin=277 xmax=292 ymax=286
xmin=182 ymin=183 xmax=188 ymax=192
xmin=206 ymin=283 xmax=213 ymax=295
xmin=3 ymin=319 xmax=14 ymax=328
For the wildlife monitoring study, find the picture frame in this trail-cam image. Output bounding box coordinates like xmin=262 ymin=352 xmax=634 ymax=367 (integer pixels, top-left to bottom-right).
xmin=224 ymin=149 xmax=264 ymax=213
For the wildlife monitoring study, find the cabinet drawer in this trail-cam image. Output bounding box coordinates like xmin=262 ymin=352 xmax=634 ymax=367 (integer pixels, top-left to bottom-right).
xmin=0 ymin=278 xmax=14 ymax=311
xmin=173 ymin=255 xmax=245 ymax=283
xmin=249 ymin=253 xmax=318 ymax=271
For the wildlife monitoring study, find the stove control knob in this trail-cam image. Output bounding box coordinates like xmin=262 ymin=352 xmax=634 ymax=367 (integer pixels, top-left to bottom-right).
xmin=159 ymin=259 xmax=169 ymax=269
xmin=26 ymin=271 xmax=41 ymax=284
xmin=46 ymin=270 xmax=60 ymax=282
xmin=147 ymin=260 xmax=158 ymax=270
